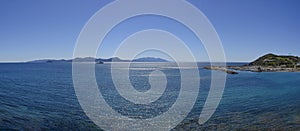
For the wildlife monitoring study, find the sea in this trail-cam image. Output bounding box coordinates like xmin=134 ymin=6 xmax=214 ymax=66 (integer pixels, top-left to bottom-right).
xmin=0 ymin=62 xmax=299 ymax=130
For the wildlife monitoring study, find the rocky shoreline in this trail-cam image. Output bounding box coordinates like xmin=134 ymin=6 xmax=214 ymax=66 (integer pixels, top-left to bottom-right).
xmin=204 ymin=66 xmax=239 ymax=74
xmin=204 ymin=65 xmax=300 ymax=74
xmin=227 ymin=65 xmax=300 ymax=72
xmin=205 ymin=53 xmax=300 ymax=74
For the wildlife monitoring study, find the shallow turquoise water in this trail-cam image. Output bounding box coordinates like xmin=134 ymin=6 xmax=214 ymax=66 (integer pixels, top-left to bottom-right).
xmin=0 ymin=63 xmax=299 ymax=130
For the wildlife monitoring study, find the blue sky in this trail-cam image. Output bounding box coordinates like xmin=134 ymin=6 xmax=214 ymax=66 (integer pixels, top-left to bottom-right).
xmin=0 ymin=0 xmax=300 ymax=62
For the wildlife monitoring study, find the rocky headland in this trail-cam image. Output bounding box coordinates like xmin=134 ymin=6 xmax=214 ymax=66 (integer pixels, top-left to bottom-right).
xmin=205 ymin=53 xmax=300 ymax=74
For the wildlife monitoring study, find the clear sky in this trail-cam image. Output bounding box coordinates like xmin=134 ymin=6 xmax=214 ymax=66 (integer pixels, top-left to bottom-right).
xmin=0 ymin=0 xmax=300 ymax=62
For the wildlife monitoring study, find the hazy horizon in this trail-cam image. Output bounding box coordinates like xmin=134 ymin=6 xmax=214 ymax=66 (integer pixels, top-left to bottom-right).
xmin=0 ymin=52 xmax=298 ymax=63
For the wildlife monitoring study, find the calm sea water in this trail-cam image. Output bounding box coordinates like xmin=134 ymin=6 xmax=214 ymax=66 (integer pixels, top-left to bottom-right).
xmin=0 ymin=63 xmax=299 ymax=130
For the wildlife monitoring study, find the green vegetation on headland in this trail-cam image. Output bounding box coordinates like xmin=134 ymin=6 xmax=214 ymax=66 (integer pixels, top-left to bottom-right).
xmin=248 ymin=53 xmax=300 ymax=68
xmin=205 ymin=53 xmax=300 ymax=74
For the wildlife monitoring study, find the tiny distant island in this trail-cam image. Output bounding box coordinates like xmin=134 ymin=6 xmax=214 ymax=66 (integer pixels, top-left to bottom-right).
xmin=205 ymin=53 xmax=300 ymax=74
xmin=27 ymin=57 xmax=169 ymax=64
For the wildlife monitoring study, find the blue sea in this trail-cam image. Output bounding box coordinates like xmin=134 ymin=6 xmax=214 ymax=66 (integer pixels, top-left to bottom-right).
xmin=0 ymin=63 xmax=299 ymax=130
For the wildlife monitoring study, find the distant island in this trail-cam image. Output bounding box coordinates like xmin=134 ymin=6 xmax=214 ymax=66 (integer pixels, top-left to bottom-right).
xmin=205 ymin=53 xmax=300 ymax=74
xmin=27 ymin=57 xmax=169 ymax=63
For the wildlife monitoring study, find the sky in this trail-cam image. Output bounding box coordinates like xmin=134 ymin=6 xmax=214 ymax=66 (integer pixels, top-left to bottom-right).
xmin=0 ymin=0 xmax=300 ymax=62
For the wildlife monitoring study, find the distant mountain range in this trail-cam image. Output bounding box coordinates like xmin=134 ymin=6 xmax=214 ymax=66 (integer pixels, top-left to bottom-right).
xmin=27 ymin=57 xmax=169 ymax=63
xmin=132 ymin=57 xmax=168 ymax=62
